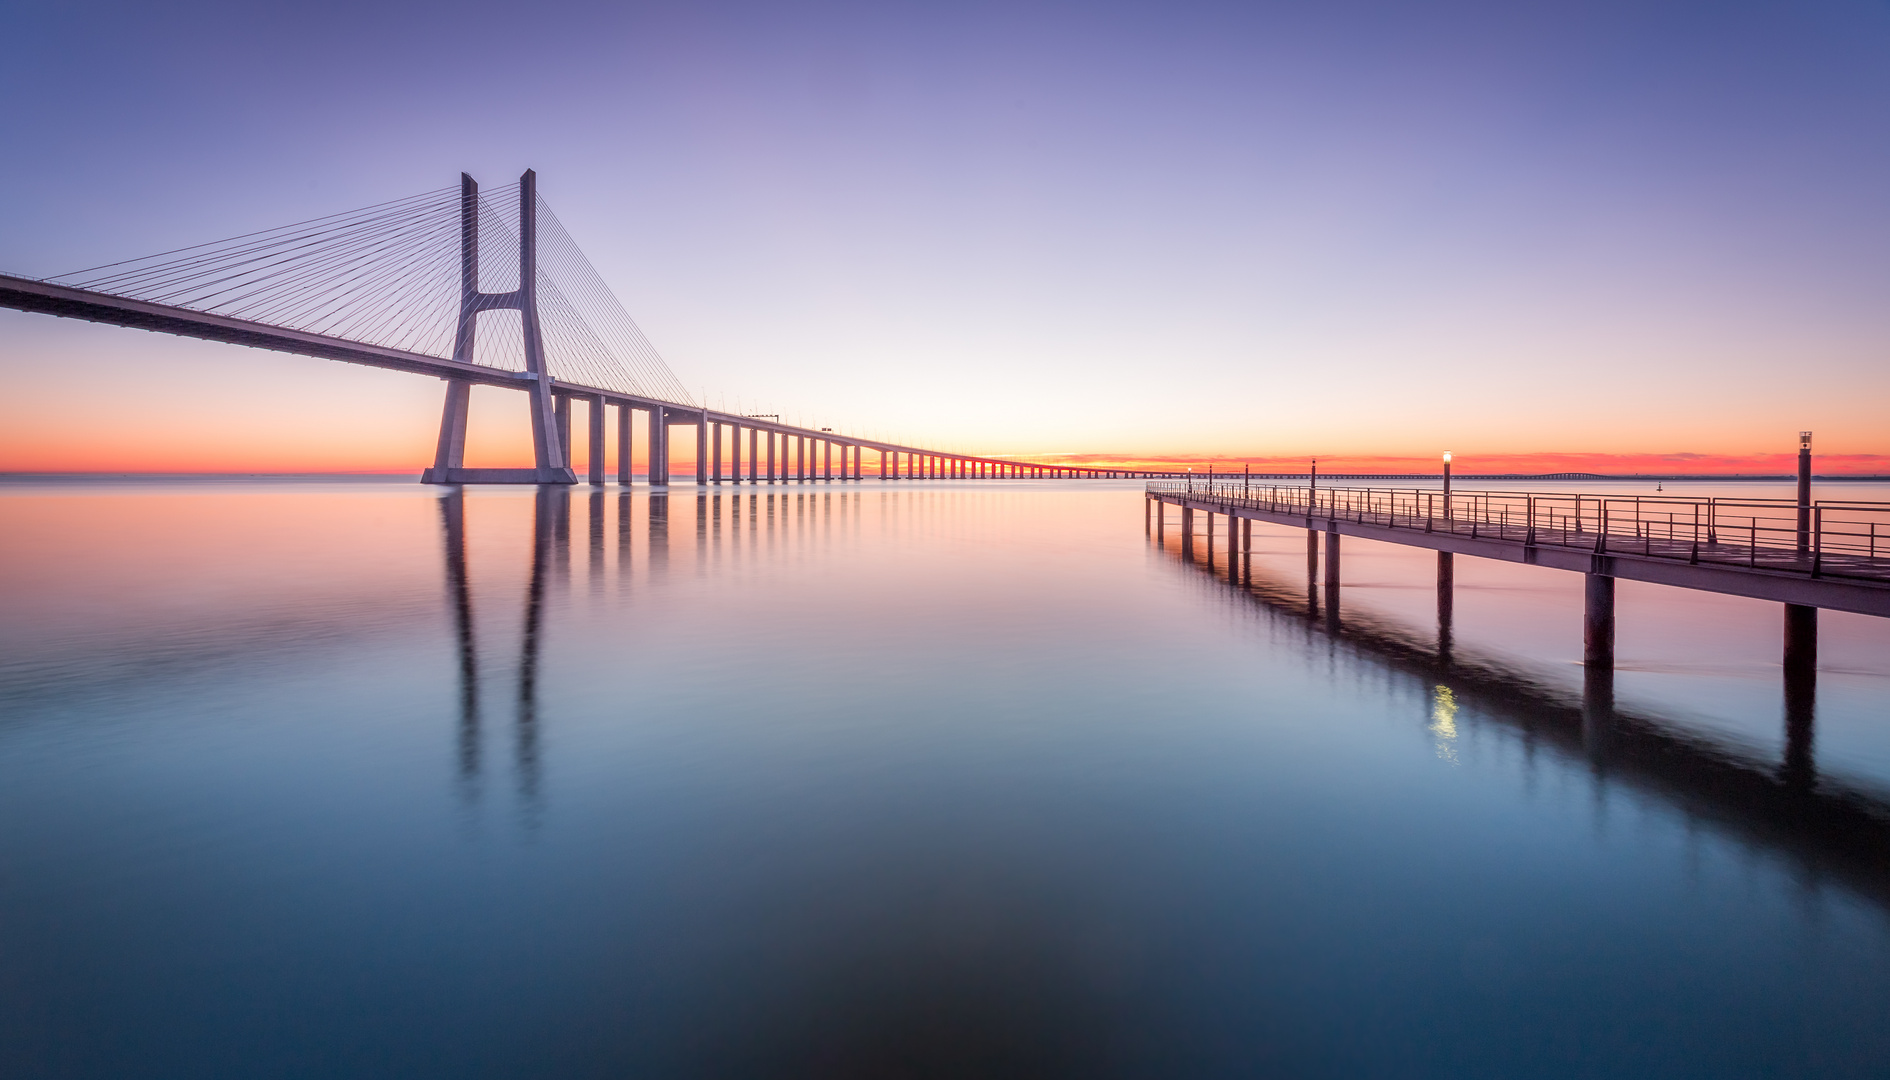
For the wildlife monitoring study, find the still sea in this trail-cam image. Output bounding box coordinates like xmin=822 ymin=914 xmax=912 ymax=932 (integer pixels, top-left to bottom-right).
xmin=2 ymin=478 xmax=1887 ymax=1078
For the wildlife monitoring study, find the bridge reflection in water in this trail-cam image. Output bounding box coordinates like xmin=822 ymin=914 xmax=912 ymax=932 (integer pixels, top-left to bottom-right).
xmin=435 ymin=485 xmax=872 ymax=819
xmin=1154 ymin=515 xmax=1890 ymax=914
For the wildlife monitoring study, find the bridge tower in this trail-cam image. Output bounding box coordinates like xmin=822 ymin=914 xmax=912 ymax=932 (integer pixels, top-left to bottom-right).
xmin=421 ymin=170 xmax=577 ymax=484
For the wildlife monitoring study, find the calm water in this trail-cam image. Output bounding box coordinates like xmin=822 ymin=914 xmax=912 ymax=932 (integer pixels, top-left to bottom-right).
xmin=2 ymin=479 xmax=1888 ymax=1078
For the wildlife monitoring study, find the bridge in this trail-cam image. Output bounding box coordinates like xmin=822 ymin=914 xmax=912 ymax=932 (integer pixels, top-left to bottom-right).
xmin=0 ymin=169 xmax=1175 ymax=486
xmin=1145 ymin=473 xmax=1890 ymax=687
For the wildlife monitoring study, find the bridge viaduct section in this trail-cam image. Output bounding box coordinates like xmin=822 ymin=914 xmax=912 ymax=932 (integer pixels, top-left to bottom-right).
xmin=0 ymin=169 xmax=1179 ymax=488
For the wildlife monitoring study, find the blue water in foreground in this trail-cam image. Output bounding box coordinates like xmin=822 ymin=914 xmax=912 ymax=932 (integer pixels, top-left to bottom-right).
xmin=2 ymin=480 xmax=1888 ymax=1078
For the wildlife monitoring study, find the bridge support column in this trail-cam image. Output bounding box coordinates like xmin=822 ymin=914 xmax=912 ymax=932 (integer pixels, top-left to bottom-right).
xmin=1583 ymin=572 xmax=1615 ymax=670
xmin=617 ymin=403 xmax=632 ymax=485
xmin=554 ymin=394 xmax=573 ymax=470
xmin=648 ymin=405 xmax=668 ymax=486
xmin=1324 ymin=528 xmax=1341 ymax=590
xmin=765 ymin=432 xmax=775 ymax=483
xmin=749 ymin=428 xmax=759 ymax=482
xmin=712 ymin=422 xmax=723 ymax=483
xmin=1306 ymin=528 xmax=1319 ymax=579
xmin=729 ymin=423 xmax=741 ymax=483
xmin=1181 ymin=506 xmax=1194 ymax=559
xmin=695 ymin=415 xmax=708 ymax=485
xmin=588 ymin=395 xmax=606 ymax=485
xmin=421 ymin=379 xmax=473 ymax=483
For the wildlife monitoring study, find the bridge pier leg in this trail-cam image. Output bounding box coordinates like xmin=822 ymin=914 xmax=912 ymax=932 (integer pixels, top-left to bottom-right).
xmin=749 ymin=428 xmax=759 ymax=482
xmin=1324 ymin=528 xmax=1341 ymax=590
xmin=555 ymin=395 xmax=572 ymax=470
xmin=695 ymin=416 xmax=708 ymax=485
xmin=1306 ymin=528 xmax=1319 ymax=580
xmin=1181 ymin=506 xmax=1194 ymax=559
xmin=617 ymin=404 xmax=632 ymax=485
xmin=421 ymin=379 xmax=473 ymax=483
xmin=1206 ymin=512 xmax=1215 ymax=566
xmin=1583 ymin=572 xmax=1615 ymax=670
xmin=588 ymin=395 xmax=606 ymax=486
xmin=648 ymin=405 xmax=668 ymax=486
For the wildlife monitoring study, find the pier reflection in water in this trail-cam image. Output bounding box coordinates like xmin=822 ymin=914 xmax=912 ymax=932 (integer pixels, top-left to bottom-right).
xmin=1163 ymin=517 xmax=1890 ymax=910
xmin=1 ymin=481 xmax=1888 ymax=1078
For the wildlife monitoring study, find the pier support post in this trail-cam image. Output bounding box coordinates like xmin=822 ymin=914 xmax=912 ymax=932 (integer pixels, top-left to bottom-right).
xmin=1324 ymin=528 xmax=1341 ymax=590
xmin=1583 ymin=572 xmax=1615 ymax=670
xmin=1306 ymin=528 xmax=1319 ymax=579
xmin=1437 ymin=551 xmax=1455 ymax=667
xmin=1181 ymin=506 xmax=1194 ymax=559
xmin=1784 ymin=626 xmax=1817 ymax=789
xmin=1784 ymin=603 xmax=1817 ymax=676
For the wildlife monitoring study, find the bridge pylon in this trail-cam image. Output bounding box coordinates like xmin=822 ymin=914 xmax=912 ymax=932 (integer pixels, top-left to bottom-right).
xmin=421 ymin=169 xmax=577 ymax=484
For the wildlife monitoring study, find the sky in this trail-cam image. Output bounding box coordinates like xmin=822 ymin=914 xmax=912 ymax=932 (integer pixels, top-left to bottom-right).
xmin=1 ymin=0 xmax=1886 ymax=474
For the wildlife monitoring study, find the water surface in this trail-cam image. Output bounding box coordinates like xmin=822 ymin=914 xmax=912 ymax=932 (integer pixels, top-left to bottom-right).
xmin=2 ymin=479 xmax=1888 ymax=1078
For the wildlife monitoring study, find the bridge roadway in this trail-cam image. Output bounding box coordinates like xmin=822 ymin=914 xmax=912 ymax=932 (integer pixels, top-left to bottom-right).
xmin=1 ymin=271 xmax=1161 ymax=485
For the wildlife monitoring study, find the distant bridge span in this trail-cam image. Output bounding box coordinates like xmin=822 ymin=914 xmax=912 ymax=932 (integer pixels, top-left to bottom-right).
xmin=0 ymin=169 xmax=1164 ymax=486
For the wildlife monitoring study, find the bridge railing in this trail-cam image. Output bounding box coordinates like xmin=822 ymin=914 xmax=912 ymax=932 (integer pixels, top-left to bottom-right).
xmin=1146 ymin=481 xmax=1890 ymax=585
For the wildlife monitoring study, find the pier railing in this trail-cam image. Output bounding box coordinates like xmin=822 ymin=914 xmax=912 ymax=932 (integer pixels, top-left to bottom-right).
xmin=1146 ymin=481 xmax=1890 ymax=586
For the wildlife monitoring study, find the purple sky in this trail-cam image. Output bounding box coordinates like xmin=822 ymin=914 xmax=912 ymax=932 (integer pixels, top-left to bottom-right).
xmin=2 ymin=0 xmax=1887 ymax=467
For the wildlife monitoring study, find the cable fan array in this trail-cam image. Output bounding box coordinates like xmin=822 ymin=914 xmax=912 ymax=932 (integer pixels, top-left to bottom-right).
xmin=47 ymin=182 xmax=696 ymax=405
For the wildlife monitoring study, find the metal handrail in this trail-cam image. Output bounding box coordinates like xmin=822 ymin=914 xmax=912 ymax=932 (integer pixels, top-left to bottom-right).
xmin=1148 ymin=481 xmax=1890 ymax=585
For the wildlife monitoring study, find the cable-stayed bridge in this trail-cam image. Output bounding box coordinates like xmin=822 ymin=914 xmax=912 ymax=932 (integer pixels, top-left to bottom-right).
xmin=0 ymin=170 xmax=1154 ymax=485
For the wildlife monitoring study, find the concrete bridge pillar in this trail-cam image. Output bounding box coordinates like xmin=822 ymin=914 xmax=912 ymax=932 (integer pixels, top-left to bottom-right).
xmin=1181 ymin=505 xmax=1193 ymax=558
xmin=648 ymin=404 xmax=668 ymax=486
xmin=1324 ymin=528 xmax=1341 ymax=590
xmin=748 ymin=427 xmax=759 ymax=482
xmin=588 ymin=395 xmax=606 ymax=485
xmin=617 ymin=403 xmax=632 ymax=486
xmin=555 ymin=394 xmax=573 ymax=470
xmin=695 ymin=415 xmax=708 ymax=485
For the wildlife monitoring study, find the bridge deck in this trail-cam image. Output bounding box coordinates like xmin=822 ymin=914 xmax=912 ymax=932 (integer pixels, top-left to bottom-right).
xmin=1148 ymin=481 xmax=1890 ymax=618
